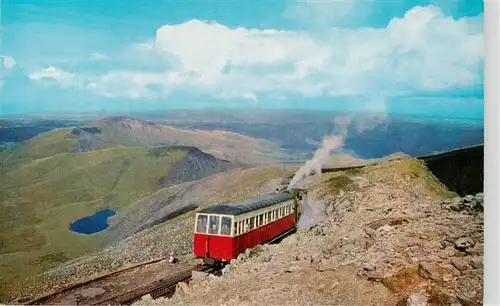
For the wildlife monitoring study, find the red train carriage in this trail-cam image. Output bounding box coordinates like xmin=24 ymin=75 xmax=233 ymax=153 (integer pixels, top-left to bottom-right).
xmin=193 ymin=191 xmax=302 ymax=265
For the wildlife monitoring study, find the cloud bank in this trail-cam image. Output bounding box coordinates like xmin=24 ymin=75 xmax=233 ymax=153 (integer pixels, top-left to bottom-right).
xmin=26 ymin=5 xmax=483 ymax=103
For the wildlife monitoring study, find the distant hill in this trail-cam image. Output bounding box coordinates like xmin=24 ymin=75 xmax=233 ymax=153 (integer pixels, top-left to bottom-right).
xmin=0 ymin=116 xmax=293 ymax=167
xmin=0 ymin=118 xmax=84 ymax=152
xmin=0 ymin=145 xmax=232 ymax=284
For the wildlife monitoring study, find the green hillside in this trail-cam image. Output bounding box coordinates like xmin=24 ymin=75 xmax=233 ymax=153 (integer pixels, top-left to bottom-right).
xmin=0 ymin=116 xmax=294 ymax=168
xmin=0 ymin=128 xmax=78 ymax=169
xmin=0 ymin=144 xmax=231 ymax=284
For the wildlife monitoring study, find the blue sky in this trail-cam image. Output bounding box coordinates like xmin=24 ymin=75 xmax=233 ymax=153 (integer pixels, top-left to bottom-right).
xmin=1 ymin=0 xmax=484 ymax=119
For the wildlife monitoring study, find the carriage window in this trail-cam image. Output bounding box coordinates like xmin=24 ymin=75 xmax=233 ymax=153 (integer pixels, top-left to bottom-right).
xmin=208 ymin=215 xmax=220 ymax=234
xmin=267 ymin=212 xmax=271 ymax=223
xmin=221 ymin=216 xmax=232 ymax=236
xmin=259 ymin=214 xmax=264 ymax=226
xmin=248 ymin=217 xmax=255 ymax=230
xmin=196 ymin=215 xmax=208 ymax=233
xmin=233 ymin=222 xmax=237 ymax=235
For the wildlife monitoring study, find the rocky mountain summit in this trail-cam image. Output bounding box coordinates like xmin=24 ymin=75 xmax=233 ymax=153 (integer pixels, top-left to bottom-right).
xmin=135 ymin=159 xmax=483 ymax=306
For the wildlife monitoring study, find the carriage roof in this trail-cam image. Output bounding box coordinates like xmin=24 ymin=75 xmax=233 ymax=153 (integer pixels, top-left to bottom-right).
xmin=198 ymin=192 xmax=294 ymax=216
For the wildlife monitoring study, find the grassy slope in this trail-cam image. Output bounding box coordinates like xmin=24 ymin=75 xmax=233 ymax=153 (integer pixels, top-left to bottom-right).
xmin=314 ymin=158 xmax=456 ymax=200
xmin=0 ymin=144 xmax=197 ymax=285
xmin=0 ymin=128 xmax=77 ymax=169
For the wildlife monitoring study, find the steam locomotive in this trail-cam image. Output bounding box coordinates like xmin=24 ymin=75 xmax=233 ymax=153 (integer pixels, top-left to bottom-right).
xmin=193 ymin=187 xmax=306 ymax=266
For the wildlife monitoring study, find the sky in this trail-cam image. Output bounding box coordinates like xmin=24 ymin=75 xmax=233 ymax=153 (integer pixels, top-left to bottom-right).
xmin=0 ymin=0 xmax=484 ymax=119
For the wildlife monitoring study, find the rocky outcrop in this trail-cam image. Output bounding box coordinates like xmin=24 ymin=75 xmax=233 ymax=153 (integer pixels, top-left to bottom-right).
xmin=157 ymin=147 xmax=234 ymax=188
xmin=71 ymin=127 xmax=105 ymax=153
xmin=441 ymin=193 xmax=484 ymax=213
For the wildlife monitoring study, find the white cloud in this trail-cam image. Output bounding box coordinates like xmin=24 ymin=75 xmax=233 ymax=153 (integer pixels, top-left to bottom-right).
xmin=1 ymin=56 xmax=17 ymax=88
xmin=89 ymin=52 xmax=108 ymax=61
xmin=28 ymin=5 xmax=483 ymax=102
xmin=28 ymin=66 xmax=79 ymax=88
xmin=2 ymin=56 xmax=16 ymax=69
xmin=86 ymin=70 xmax=172 ymax=99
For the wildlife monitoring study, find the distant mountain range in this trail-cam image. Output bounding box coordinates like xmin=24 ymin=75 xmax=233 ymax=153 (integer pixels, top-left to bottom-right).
xmin=1 ymin=110 xmax=484 ymax=159
xmin=0 ymin=116 xmax=293 ymax=166
xmin=159 ymin=110 xmax=484 ymax=159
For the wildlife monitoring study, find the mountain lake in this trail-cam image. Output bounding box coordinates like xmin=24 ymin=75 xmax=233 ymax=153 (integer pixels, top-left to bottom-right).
xmin=69 ymin=209 xmax=116 ymax=234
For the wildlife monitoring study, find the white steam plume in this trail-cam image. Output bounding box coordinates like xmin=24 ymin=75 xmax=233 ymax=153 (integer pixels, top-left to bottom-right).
xmin=297 ymin=194 xmax=327 ymax=229
xmin=288 ymin=133 xmax=345 ymax=229
xmin=287 ymin=134 xmax=345 ymax=190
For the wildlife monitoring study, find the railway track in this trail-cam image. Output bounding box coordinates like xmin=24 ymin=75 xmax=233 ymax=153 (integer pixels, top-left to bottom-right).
xmin=25 ymin=223 xmax=297 ymax=306
xmin=25 ymin=260 xmax=221 ymax=306
xmin=26 ymin=257 xmax=170 ymax=305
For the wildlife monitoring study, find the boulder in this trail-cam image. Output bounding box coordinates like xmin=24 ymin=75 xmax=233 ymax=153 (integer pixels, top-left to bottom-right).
xmin=406 ymin=292 xmax=428 ymax=306
xmin=454 ymin=237 xmax=475 ymax=251
xmin=418 ymin=262 xmax=454 ymax=281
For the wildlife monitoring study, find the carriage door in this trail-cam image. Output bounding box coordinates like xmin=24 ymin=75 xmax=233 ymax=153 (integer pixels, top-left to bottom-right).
xmin=208 ymin=215 xmax=221 ymax=257
xmin=195 ymin=214 xmax=209 ymax=257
